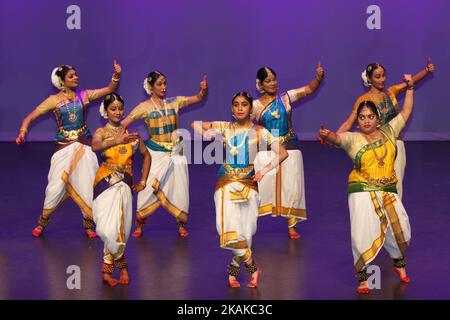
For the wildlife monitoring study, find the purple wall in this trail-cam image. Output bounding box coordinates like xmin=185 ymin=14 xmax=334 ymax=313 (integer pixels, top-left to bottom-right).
xmin=1 ymin=0 xmax=449 ymax=141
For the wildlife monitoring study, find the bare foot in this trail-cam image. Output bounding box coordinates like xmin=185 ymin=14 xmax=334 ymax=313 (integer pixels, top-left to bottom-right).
xmin=228 ymin=275 xmax=240 ymax=288
xmin=119 ymin=268 xmax=129 ymax=285
xmin=132 ymin=226 xmax=142 ymax=238
xmin=86 ymin=229 xmax=97 ymax=238
xmin=393 ymin=267 xmax=411 ymax=283
xmin=356 ymin=281 xmax=369 ymax=294
xmin=178 ymin=226 xmax=189 ymax=238
xmin=103 ymin=273 xmax=119 ymax=287
xmin=247 ymin=269 xmax=262 ymax=288
xmin=32 ymin=226 xmax=43 ymax=237
xmin=288 ymin=227 xmax=301 ymax=239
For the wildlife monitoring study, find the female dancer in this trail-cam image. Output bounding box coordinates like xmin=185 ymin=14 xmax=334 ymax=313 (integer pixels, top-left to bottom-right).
xmin=16 ymin=60 xmax=122 ymax=237
xmin=252 ymin=63 xmax=324 ymax=238
xmin=192 ymin=92 xmax=288 ymax=288
xmin=91 ymin=93 xmax=151 ymax=286
xmin=122 ymin=71 xmax=207 ymax=238
xmin=337 ymin=59 xmax=435 ymax=199
xmin=319 ymin=75 xmax=415 ymax=294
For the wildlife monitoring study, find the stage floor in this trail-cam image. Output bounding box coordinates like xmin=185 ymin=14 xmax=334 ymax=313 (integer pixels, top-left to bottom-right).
xmin=1 ymin=141 xmax=449 ymax=300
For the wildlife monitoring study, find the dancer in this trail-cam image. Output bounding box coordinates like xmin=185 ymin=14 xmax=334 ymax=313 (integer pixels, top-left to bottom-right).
xmin=336 ymin=59 xmax=435 ymax=199
xmin=16 ymin=60 xmax=122 ymax=237
xmin=192 ymin=92 xmax=288 ymax=288
xmin=91 ymin=93 xmax=151 ymax=286
xmin=252 ymin=63 xmax=324 ymax=238
xmin=122 ymin=71 xmax=208 ymax=237
xmin=319 ymin=75 xmax=415 ymax=294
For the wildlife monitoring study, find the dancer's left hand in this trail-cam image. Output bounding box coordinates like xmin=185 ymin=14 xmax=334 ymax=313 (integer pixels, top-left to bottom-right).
xmin=113 ymin=59 xmax=122 ymax=76
xmin=316 ymin=61 xmax=325 ymax=80
xmin=200 ymin=75 xmax=208 ymax=90
xmin=132 ymin=183 xmax=145 ymax=192
xmin=252 ymin=171 xmax=264 ymax=182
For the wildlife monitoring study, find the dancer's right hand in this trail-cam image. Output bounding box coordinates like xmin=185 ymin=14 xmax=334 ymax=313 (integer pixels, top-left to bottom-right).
xmin=116 ymin=131 xmax=140 ymax=144
xmin=16 ymin=132 xmax=26 ymax=145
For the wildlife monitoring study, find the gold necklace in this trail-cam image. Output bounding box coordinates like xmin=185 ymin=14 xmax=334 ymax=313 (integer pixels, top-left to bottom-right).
xmin=260 ymin=96 xmax=280 ymax=119
xmin=105 ymin=124 xmax=127 ymax=154
xmin=363 ymin=134 xmax=388 ymax=167
xmin=63 ymin=91 xmax=78 ymax=123
xmin=368 ymin=91 xmax=388 ymax=115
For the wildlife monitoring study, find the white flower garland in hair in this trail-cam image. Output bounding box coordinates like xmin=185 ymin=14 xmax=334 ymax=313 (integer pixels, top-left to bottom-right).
xmin=143 ymin=78 xmax=152 ymax=95
xmin=51 ymin=67 xmax=63 ymax=90
xmin=361 ymin=69 xmax=371 ymax=87
xmin=256 ymin=79 xmax=264 ymax=93
xmin=99 ymin=102 xmax=108 ymax=119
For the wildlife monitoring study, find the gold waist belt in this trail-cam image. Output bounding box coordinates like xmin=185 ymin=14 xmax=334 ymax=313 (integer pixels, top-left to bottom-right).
xmin=58 ymin=125 xmax=87 ymax=141
xmin=359 ymin=172 xmax=397 ymax=187
xmin=152 ymin=139 xmax=181 ymax=151
xmin=103 ymin=162 xmax=132 ymax=172
xmin=223 ymin=164 xmax=254 ymax=177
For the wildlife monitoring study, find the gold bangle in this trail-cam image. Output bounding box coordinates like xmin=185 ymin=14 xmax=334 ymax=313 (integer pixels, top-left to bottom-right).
xmin=112 ymin=75 xmax=120 ymax=83
xmin=139 ymin=180 xmax=147 ymax=188
xmin=19 ymin=128 xmax=28 ymax=133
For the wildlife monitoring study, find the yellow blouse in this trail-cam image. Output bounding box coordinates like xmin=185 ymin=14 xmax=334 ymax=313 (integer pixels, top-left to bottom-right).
xmin=339 ymin=114 xmax=405 ymax=193
xmin=93 ymin=127 xmax=139 ymax=187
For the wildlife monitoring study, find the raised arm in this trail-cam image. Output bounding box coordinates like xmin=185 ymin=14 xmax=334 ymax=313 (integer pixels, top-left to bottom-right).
xmin=16 ymin=96 xmax=56 ymax=145
xmin=336 ymin=112 xmax=358 ymax=134
xmin=399 ymin=75 xmax=414 ymax=123
xmin=132 ymin=139 xmax=152 ymax=192
xmin=85 ymin=59 xmax=122 ymax=102
xmin=318 ymin=124 xmax=342 ymax=147
xmin=390 ymin=58 xmax=435 ymax=95
xmin=183 ymin=75 xmax=208 ymax=106
xmin=304 ymin=61 xmax=325 ymax=96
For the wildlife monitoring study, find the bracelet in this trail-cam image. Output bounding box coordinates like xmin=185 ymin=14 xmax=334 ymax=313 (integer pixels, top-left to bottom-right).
xmin=139 ymin=180 xmax=147 ymax=188
xmin=406 ymin=86 xmax=414 ymax=90
xmin=112 ymin=75 xmax=120 ymax=83
xmin=316 ymin=76 xmax=323 ymax=82
xmin=19 ymin=128 xmax=28 ymax=133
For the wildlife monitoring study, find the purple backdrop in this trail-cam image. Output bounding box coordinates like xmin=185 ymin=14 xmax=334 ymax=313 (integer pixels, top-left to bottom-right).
xmin=1 ymin=0 xmax=449 ymax=141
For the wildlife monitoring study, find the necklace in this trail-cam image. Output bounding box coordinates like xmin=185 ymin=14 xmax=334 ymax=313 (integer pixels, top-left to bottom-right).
xmin=105 ymin=123 xmax=124 ymax=136
xmin=63 ymin=91 xmax=78 ymax=123
xmin=227 ymin=124 xmax=251 ymax=156
xmin=260 ymin=96 xmax=280 ymax=119
xmin=368 ymin=90 xmax=389 ymax=115
xmin=363 ymin=134 xmax=388 ymax=167
xmin=105 ymin=124 xmax=127 ymax=154
xmin=150 ymin=97 xmax=169 ymax=125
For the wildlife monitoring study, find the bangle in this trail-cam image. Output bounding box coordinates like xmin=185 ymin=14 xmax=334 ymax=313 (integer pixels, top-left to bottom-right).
xmin=139 ymin=180 xmax=147 ymax=188
xmin=112 ymin=75 xmax=120 ymax=83
xmin=19 ymin=128 xmax=28 ymax=133
xmin=406 ymin=86 xmax=414 ymax=90
xmin=316 ymin=76 xmax=323 ymax=82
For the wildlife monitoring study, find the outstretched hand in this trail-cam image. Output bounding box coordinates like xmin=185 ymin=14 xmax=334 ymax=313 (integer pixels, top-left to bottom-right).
xmin=113 ymin=59 xmax=122 ymax=76
xmin=200 ymin=75 xmax=208 ymax=90
xmin=16 ymin=132 xmax=26 ymax=145
xmin=426 ymin=57 xmax=435 ymax=73
xmin=316 ymin=61 xmax=325 ymax=80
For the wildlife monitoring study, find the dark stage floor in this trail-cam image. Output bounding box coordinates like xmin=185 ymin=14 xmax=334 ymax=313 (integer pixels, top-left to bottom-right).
xmin=1 ymin=141 xmax=449 ymax=300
